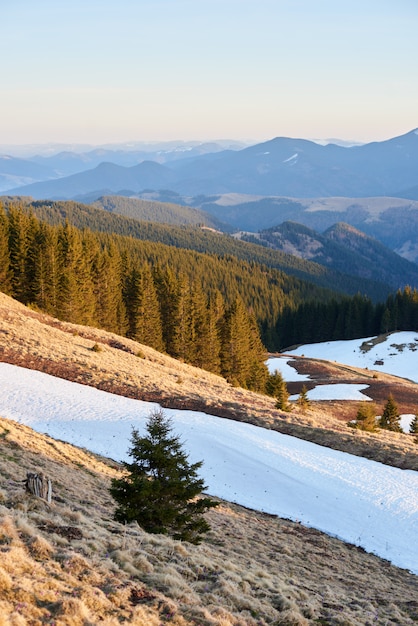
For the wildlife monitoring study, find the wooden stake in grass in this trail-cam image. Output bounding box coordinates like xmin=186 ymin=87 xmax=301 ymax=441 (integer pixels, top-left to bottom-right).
xmin=24 ymin=472 xmax=52 ymax=503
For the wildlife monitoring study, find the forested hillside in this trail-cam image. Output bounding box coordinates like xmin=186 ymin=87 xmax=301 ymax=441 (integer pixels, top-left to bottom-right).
xmin=1 ymin=196 xmax=392 ymax=301
xmin=92 ymin=194 xmax=224 ymax=230
xmin=275 ymin=288 xmax=418 ymax=347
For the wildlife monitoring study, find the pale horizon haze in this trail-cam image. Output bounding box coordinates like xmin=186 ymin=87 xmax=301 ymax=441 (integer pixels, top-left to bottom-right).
xmin=1 ymin=0 xmax=418 ymax=147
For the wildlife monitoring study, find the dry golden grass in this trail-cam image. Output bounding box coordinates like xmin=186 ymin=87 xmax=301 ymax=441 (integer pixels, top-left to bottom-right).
xmin=1 ymin=416 xmax=418 ymax=625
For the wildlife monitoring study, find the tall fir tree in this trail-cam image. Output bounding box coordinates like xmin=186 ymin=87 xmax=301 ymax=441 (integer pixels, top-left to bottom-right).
xmin=26 ymin=221 xmax=60 ymax=314
xmin=57 ymin=222 xmax=95 ymax=325
xmin=189 ymin=286 xmax=221 ymax=373
xmin=174 ymin=277 xmax=194 ymax=362
xmin=153 ymin=265 xmax=182 ymax=357
xmin=7 ymin=205 xmax=35 ymax=303
xmin=219 ymin=297 xmax=268 ymax=390
xmin=91 ymin=241 xmax=127 ymax=335
xmin=246 ymin=309 xmax=269 ymax=392
xmin=124 ymin=264 xmax=164 ymax=351
xmin=0 ymin=204 xmax=12 ymax=294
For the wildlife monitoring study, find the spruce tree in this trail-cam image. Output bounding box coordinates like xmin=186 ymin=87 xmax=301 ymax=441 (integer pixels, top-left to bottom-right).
xmin=0 ymin=204 xmax=11 ymax=294
xmin=410 ymin=414 xmax=418 ymax=436
xmin=7 ymin=205 xmax=34 ymax=302
xmin=57 ymin=222 xmax=95 ymax=325
xmin=379 ymin=394 xmax=402 ymax=432
xmin=297 ymin=384 xmax=310 ymax=412
xmin=153 ymin=265 xmax=182 ymax=357
xmin=90 ymin=241 xmax=126 ymax=335
xmin=219 ymin=298 xmax=268 ymax=390
xmin=355 ymin=402 xmax=377 ymax=432
xmin=109 ymin=409 xmax=218 ymax=544
xmin=219 ymin=298 xmax=250 ymax=386
xmin=124 ymin=264 xmax=164 ymax=351
xmin=187 ymin=285 xmax=221 ymax=373
xmin=266 ymin=369 xmax=289 ymax=410
xmin=246 ymin=309 xmax=269 ymax=392
xmin=27 ymin=221 xmax=60 ymax=314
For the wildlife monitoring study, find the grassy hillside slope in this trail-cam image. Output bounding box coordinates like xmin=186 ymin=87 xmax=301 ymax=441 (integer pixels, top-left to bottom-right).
xmin=2 ymin=415 xmax=418 ymax=625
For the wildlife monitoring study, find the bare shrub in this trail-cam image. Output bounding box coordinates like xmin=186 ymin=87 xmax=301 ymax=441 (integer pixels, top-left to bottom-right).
xmin=0 ymin=567 xmax=13 ymax=594
xmin=276 ymin=609 xmax=310 ymax=626
xmin=27 ymin=535 xmax=54 ymax=560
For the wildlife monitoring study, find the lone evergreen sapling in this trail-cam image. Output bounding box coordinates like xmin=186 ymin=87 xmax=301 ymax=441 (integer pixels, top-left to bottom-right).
xmin=266 ymin=369 xmax=289 ymax=410
xmin=410 ymin=414 xmax=418 ymax=443
xmin=110 ymin=409 xmax=218 ymax=543
xmin=379 ymin=394 xmax=402 ymax=432
xmin=297 ymin=384 xmax=310 ymax=412
xmin=355 ymin=402 xmax=377 ymax=432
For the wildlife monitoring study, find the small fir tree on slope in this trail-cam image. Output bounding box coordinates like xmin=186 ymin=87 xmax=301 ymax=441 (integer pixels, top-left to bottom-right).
xmin=110 ymin=409 xmax=218 ymax=544
xmin=379 ymin=394 xmax=402 ymax=432
xmin=266 ymin=369 xmax=289 ymax=410
xmin=410 ymin=414 xmax=418 ymax=443
xmin=297 ymin=384 xmax=310 ymax=412
xmin=355 ymin=402 xmax=377 ymax=432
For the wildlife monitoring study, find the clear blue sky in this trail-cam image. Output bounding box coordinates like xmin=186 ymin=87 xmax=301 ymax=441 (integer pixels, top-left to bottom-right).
xmin=2 ymin=0 xmax=418 ymax=145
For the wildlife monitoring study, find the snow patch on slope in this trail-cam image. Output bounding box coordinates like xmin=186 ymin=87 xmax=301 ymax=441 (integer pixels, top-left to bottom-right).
xmin=0 ymin=362 xmax=417 ymax=575
xmin=287 ymin=332 xmax=418 ymax=383
xmin=283 ymin=153 xmax=298 ymax=163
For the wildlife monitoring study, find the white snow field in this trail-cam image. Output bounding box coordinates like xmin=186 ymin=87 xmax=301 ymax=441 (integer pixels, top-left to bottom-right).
xmin=0 ymin=362 xmax=417 ymax=576
xmin=267 ymin=356 xmax=311 ymax=381
xmin=267 ymin=331 xmax=418 ymax=430
xmin=286 ymin=331 xmax=418 ymax=383
xmin=268 ymin=356 xmax=372 ymax=401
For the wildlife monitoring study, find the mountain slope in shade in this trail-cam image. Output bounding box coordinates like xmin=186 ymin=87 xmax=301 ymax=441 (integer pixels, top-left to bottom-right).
xmin=29 ymin=140 xmax=247 ymax=176
xmin=146 ymin=128 xmax=418 ymax=197
xmin=6 ymin=160 xmax=177 ymax=200
xmin=91 ymin=194 xmax=224 ymax=229
xmin=393 ymin=183 xmax=418 ymax=200
xmin=0 ymin=155 xmax=56 ymax=192
xmin=247 ymin=221 xmax=418 ymax=289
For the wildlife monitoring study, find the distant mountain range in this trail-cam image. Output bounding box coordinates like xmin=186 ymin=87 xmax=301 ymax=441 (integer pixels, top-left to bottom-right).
xmin=0 ymin=140 xmax=246 ymax=190
xmin=4 ymin=128 xmax=418 ymax=199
